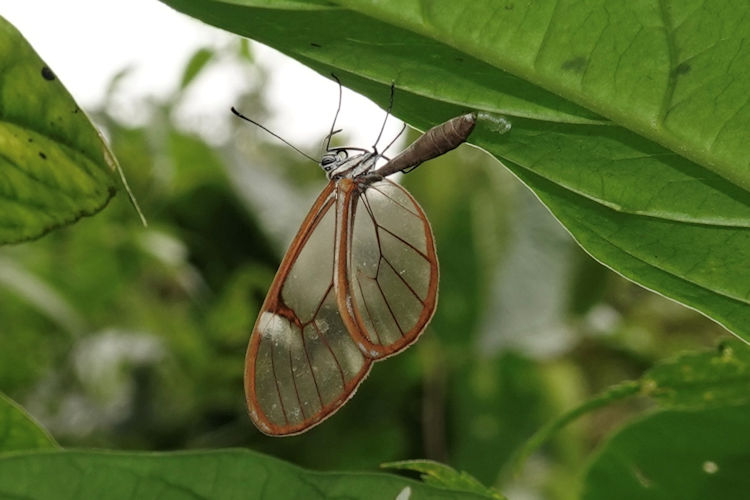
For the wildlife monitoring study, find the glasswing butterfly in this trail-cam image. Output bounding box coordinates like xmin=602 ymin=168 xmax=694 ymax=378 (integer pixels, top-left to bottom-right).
xmin=233 ymin=81 xmax=475 ymax=435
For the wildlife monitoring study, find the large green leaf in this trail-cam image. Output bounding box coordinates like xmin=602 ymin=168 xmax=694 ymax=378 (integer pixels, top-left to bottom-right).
xmin=0 ymin=393 xmax=57 ymax=453
xmin=0 ymin=17 xmax=116 ymax=244
xmin=583 ymin=403 xmax=750 ymax=500
xmin=0 ymin=449 xmax=494 ymax=499
xmin=158 ymin=0 xmax=750 ymax=341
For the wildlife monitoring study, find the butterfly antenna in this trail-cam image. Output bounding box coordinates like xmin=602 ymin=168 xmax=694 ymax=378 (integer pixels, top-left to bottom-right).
xmin=382 ymin=122 xmax=406 ymax=156
xmin=372 ymin=81 xmax=396 ymax=153
xmin=325 ymin=74 xmax=344 ymax=153
xmin=231 ymin=107 xmax=317 ymax=163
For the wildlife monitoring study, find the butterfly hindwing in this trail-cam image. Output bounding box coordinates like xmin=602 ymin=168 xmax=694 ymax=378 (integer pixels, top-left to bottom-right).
xmin=337 ymin=178 xmax=439 ymax=358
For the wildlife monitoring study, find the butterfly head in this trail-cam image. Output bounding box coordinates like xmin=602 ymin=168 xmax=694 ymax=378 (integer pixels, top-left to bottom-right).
xmin=320 ymin=150 xmax=347 ymax=174
xmin=320 ymin=148 xmax=379 ymax=180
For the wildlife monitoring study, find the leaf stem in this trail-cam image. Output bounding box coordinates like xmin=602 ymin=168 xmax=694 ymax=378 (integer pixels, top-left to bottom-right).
xmin=511 ymin=380 xmax=641 ymax=473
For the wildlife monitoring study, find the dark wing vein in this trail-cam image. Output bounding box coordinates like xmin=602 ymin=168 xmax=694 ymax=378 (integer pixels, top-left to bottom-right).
xmin=380 ymin=252 xmax=426 ymax=305
xmin=355 ymin=270 xmax=384 ymax=345
xmin=365 ymin=183 xmax=423 ymax=219
xmin=270 ymin=342 xmax=289 ymax=425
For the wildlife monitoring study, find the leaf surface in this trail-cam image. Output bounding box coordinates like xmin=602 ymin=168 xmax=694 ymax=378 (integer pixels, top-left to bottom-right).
xmin=157 ymin=1 xmax=750 ymax=340
xmin=0 ymin=449 xmax=494 ymax=499
xmin=0 ymin=16 xmax=117 ymax=243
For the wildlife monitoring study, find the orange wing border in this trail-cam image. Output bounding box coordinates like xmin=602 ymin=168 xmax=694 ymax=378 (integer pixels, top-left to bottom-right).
xmin=245 ymin=181 xmax=373 ymax=436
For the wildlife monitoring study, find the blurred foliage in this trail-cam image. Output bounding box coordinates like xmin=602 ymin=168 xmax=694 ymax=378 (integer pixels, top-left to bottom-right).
xmin=0 ymin=34 xmax=736 ymax=499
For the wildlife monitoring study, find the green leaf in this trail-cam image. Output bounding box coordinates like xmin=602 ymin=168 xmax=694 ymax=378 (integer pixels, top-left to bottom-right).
xmin=643 ymin=340 xmax=750 ymax=409
xmin=382 ymin=460 xmax=505 ymax=500
xmin=160 ymin=0 xmax=599 ymax=125
xmin=342 ymin=0 xmax=750 ymax=192
xmin=158 ymin=0 xmax=750 ymax=341
xmin=0 ymin=16 xmax=117 ymax=243
xmin=0 ymin=449 xmax=492 ymax=499
xmin=0 ymin=393 xmax=57 ymax=453
xmin=583 ymin=404 xmax=750 ymax=500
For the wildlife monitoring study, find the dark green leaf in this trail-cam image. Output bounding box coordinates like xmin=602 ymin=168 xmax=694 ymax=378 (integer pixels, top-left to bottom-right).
xmin=0 ymin=449 xmax=492 ymax=499
xmin=583 ymin=404 xmax=750 ymax=500
xmin=157 ymin=0 xmax=750 ymax=342
xmin=142 ymin=10 xmax=750 ymax=493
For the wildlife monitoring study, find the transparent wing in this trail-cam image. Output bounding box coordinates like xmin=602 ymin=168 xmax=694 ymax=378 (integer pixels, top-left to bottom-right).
xmin=245 ymin=182 xmax=371 ymax=436
xmin=338 ymin=178 xmax=439 ymax=357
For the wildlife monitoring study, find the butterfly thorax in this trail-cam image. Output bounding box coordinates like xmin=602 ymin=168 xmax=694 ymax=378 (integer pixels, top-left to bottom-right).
xmin=320 ymin=148 xmax=380 ymax=180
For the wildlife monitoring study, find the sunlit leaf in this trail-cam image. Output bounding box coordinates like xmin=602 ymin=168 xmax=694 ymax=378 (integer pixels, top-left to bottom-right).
xmin=0 ymin=393 xmax=57 ymax=453
xmin=0 ymin=16 xmax=117 ymax=243
xmin=158 ymin=0 xmax=750 ymax=342
xmin=583 ymin=404 xmax=750 ymax=500
xmin=0 ymin=449 xmax=493 ymax=499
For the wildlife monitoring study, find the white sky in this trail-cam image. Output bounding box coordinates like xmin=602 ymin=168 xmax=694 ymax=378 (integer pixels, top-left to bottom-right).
xmin=3 ymin=0 xmax=402 ymax=149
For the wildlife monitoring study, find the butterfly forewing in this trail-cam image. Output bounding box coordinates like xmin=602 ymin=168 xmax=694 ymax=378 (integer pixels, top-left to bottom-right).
xmin=338 ymin=179 xmax=438 ymax=357
xmin=246 ymin=182 xmax=372 ymax=436
xmin=244 ymin=111 xmax=475 ymax=436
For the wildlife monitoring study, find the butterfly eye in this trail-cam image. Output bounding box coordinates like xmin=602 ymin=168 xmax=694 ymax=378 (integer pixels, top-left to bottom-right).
xmin=320 ymin=154 xmax=337 ymax=172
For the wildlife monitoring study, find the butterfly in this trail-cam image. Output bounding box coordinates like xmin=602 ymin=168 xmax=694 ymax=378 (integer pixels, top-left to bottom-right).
xmin=234 ymin=85 xmax=475 ymax=436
